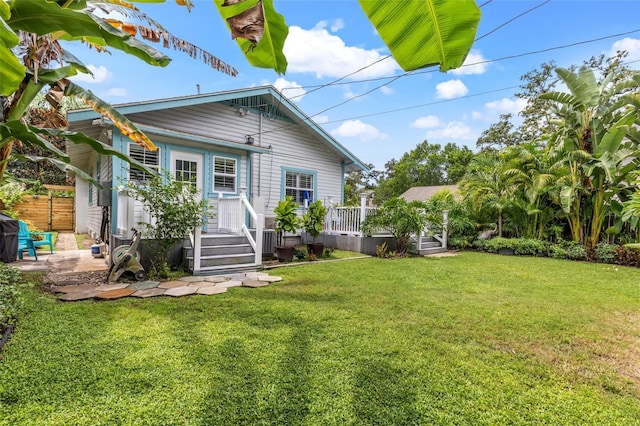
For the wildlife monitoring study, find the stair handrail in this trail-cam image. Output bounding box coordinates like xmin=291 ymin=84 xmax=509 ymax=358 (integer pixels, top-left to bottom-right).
xmin=239 ymin=187 xmax=263 ymax=266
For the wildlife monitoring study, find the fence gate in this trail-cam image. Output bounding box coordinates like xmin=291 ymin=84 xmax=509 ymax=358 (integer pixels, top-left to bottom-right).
xmin=13 ymin=185 xmax=75 ymax=231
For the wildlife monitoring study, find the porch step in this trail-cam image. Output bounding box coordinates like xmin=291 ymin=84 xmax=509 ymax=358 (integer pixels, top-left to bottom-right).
xmin=201 ymin=234 xmax=248 ymax=246
xmin=420 ymin=241 xmax=442 ymax=250
xmin=419 ymin=247 xmax=448 ymax=255
xmin=184 ymin=243 xmax=253 ymax=257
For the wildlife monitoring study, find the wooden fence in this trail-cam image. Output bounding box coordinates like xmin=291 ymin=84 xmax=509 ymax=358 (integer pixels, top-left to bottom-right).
xmin=13 ymin=185 xmax=75 ymax=231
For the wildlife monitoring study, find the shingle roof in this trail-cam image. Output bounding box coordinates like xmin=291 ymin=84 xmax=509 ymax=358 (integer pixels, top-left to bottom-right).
xmin=399 ymin=185 xmax=460 ymax=202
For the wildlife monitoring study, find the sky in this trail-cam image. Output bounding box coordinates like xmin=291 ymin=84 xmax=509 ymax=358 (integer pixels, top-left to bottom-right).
xmin=68 ymin=0 xmax=640 ymax=171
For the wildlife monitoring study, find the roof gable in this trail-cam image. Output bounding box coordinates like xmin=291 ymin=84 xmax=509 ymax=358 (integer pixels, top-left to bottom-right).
xmin=67 ymin=86 xmax=368 ymax=172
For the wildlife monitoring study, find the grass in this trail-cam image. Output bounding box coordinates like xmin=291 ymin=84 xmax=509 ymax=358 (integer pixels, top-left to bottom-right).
xmin=1 ymin=252 xmax=639 ymax=425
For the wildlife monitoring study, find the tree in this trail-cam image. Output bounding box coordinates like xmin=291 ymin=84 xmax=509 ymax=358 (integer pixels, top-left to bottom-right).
xmin=361 ymin=197 xmax=428 ymax=257
xmin=343 ymin=163 xmax=382 ymax=206
xmin=374 ymin=141 xmax=472 ymax=202
xmin=460 ymin=152 xmax=516 ymax=238
xmin=475 ymin=113 xmax=520 ymax=152
xmin=120 ymin=170 xmax=209 ymax=277
xmin=540 ymin=65 xmax=640 ymax=246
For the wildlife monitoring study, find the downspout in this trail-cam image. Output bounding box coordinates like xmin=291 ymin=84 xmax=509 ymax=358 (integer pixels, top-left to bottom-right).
xmin=258 ymin=113 xmax=263 ymax=197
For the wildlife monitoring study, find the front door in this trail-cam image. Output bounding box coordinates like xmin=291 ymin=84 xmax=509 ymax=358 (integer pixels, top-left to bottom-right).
xmin=170 ymin=150 xmax=203 ymax=194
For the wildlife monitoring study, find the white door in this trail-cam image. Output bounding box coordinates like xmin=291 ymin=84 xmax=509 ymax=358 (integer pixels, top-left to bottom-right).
xmin=170 ymin=151 xmax=203 ymax=195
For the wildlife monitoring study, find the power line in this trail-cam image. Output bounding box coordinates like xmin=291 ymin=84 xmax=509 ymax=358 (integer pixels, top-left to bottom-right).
xmin=286 ymin=0 xmax=547 ymax=100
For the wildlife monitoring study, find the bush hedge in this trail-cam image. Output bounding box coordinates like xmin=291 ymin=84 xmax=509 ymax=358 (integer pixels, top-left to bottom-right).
xmin=471 ymin=237 xmax=639 ymax=267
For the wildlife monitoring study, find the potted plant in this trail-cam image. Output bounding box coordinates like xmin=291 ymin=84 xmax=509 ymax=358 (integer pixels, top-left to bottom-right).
xmin=303 ymin=200 xmax=327 ymax=256
xmin=274 ymin=196 xmax=301 ymax=262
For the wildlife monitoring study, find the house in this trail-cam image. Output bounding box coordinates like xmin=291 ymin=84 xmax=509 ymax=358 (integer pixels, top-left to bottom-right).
xmin=399 ymin=185 xmax=460 ymax=202
xmin=67 ymin=86 xmax=368 ymax=274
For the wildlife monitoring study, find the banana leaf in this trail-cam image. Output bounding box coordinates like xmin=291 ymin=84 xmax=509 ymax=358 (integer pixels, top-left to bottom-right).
xmin=215 ymin=0 xmax=288 ymax=74
xmin=358 ymin=0 xmax=480 ymax=72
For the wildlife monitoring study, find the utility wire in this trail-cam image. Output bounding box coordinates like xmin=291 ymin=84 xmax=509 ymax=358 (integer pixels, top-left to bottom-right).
xmin=286 ymin=0 xmax=546 ymax=100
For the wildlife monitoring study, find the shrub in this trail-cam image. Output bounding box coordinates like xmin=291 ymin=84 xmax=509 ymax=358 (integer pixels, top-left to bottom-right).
xmin=594 ymin=242 xmax=618 ymax=264
xmin=550 ymin=240 xmax=586 ymax=261
xmin=0 ymin=263 xmax=23 ymax=333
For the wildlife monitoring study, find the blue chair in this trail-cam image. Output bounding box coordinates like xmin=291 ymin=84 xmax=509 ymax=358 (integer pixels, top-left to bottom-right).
xmin=18 ymin=221 xmax=38 ymax=260
xmin=32 ymin=231 xmax=53 ymax=253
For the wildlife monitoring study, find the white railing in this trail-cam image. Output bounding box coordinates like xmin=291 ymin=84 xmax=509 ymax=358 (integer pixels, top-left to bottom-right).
xmin=191 ymin=188 xmax=263 ymax=273
xmin=324 ymin=206 xmax=377 ymax=236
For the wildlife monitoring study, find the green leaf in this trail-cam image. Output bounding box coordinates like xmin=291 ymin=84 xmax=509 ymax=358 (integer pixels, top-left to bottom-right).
xmin=0 ymin=15 xmax=25 ymax=96
xmin=358 ymin=0 xmax=480 ymax=72
xmin=555 ymin=67 xmax=599 ymax=108
xmin=0 ymin=121 xmax=68 ymax=158
xmin=7 ymin=0 xmax=170 ymax=67
xmin=11 ymin=154 xmax=99 ymax=186
xmin=597 ymin=111 xmax=636 ymax=155
xmin=215 ymin=0 xmax=288 ymax=74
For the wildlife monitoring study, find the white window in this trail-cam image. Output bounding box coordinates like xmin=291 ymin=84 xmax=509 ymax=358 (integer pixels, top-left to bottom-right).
xmin=213 ymin=156 xmax=237 ymax=193
xmin=285 ymin=170 xmax=314 ymax=205
xmin=128 ymin=143 xmax=159 ymax=183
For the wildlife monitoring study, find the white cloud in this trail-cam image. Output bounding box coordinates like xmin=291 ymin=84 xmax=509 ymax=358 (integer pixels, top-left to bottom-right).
xmin=379 ymin=86 xmax=394 ymax=95
xmin=609 ymin=37 xmax=640 ymax=62
xmin=313 ymin=114 xmax=329 ymax=124
xmin=330 ymin=18 xmax=344 ymax=32
xmin=273 ymin=77 xmax=306 ymax=102
xmin=284 ymin=24 xmax=400 ymax=79
xmin=331 ymin=120 xmax=388 ymax=141
xmin=471 ymin=111 xmax=483 ymax=120
xmin=70 ymin=65 xmax=111 ymax=83
xmin=105 ymin=88 xmax=127 ymax=97
xmin=426 ymin=122 xmax=473 ymax=141
xmin=450 ymin=51 xmax=489 ymax=75
xmin=485 ymin=97 xmax=527 ymax=115
xmin=411 ymin=115 xmax=440 ymax=129
xmin=436 ymin=80 xmax=468 ymax=99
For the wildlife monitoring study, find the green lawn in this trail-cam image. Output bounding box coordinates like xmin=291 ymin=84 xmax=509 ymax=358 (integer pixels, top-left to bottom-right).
xmin=1 ymin=252 xmax=639 ymax=425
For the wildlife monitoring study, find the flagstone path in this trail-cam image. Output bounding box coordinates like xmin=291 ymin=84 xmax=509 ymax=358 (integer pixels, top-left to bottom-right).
xmin=53 ymin=272 xmax=283 ymax=302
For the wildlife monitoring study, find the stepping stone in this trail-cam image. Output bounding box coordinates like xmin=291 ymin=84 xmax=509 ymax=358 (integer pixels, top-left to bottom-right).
xmin=159 ymin=281 xmax=186 ymax=289
xmin=215 ymin=280 xmax=243 ymax=288
xmin=188 ymin=281 xmax=216 ymax=288
xmin=259 ymin=276 xmax=283 ymax=283
xmin=178 ymin=276 xmax=203 ymax=283
xmin=132 ymin=288 xmax=166 ymax=298
xmin=97 ymin=283 xmax=130 ymax=292
xmin=56 ymin=284 xmax=99 ymax=293
xmin=58 ymin=289 xmax=99 ymax=301
xmin=202 ymin=276 xmax=228 ymax=283
xmin=243 ymin=280 xmax=270 ymax=288
xmin=197 ymin=286 xmax=228 ymax=295
xmin=128 ymin=281 xmax=160 ymax=291
xmin=246 ymin=272 xmax=269 ymax=277
xmin=164 ymin=286 xmax=198 ymax=297
xmin=96 ymin=288 xmax=136 ymax=299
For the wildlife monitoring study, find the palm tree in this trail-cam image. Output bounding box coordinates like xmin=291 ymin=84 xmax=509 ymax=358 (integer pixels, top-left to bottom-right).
xmin=461 ymin=153 xmax=516 ymax=238
xmin=503 ymin=143 xmax=556 ymax=239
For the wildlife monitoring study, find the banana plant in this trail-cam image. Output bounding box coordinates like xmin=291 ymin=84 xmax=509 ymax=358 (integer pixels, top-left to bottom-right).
xmin=0 ymin=0 xmax=237 ymax=186
xmin=215 ymin=0 xmax=481 ymax=74
xmin=539 ymin=66 xmax=640 ymax=245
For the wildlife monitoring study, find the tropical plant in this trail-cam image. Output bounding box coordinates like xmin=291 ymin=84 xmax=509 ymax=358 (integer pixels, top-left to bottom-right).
xmin=273 ymin=195 xmax=300 ymax=247
xmin=460 ymin=152 xmax=516 ymax=238
xmin=361 ymin=197 xmax=427 ymax=257
xmin=1 ymin=0 xmax=240 ymax=187
xmin=119 ymin=170 xmax=209 ymax=277
xmin=539 ymin=66 xmax=640 ymax=246
xmin=302 ymin=200 xmax=327 ymax=243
